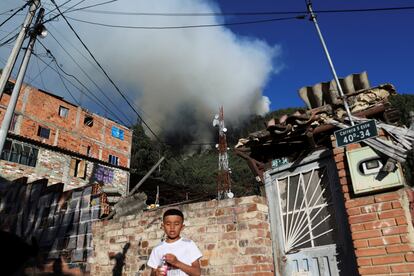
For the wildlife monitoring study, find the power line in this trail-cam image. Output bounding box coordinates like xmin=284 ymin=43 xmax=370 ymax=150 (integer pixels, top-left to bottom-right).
xmin=36 ymin=40 xmax=131 ymax=126
xmin=49 ymin=0 xmax=163 ymax=144
xmin=43 ymin=0 xmax=119 ymax=24
xmin=65 ymin=5 xmax=414 ymax=16
xmin=47 ymin=29 xmax=133 ymax=125
xmin=0 ymin=5 xmax=20 ymax=16
xmin=0 ymin=1 xmax=29 ymax=28
xmin=64 ymin=15 xmax=305 ymax=30
xmin=46 ymin=24 xmax=165 ymax=132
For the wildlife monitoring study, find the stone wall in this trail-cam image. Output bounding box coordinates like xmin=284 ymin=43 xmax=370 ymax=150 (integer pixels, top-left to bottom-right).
xmin=0 ymin=141 xmax=129 ymax=194
xmin=89 ymin=196 xmax=274 ymax=276
xmin=332 ymin=140 xmax=414 ymax=275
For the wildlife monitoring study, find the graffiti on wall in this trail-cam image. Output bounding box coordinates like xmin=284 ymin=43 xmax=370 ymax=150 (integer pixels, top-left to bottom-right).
xmin=93 ymin=165 xmax=114 ymax=184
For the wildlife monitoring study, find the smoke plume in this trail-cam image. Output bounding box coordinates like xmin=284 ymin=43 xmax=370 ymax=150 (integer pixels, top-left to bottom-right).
xmin=2 ymin=0 xmax=282 ymax=143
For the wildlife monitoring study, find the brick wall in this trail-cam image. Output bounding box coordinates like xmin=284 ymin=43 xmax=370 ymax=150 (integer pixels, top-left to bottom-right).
xmin=332 ymin=141 xmax=414 ymax=275
xmin=89 ymin=196 xmax=274 ymax=276
xmin=0 ymin=83 xmax=132 ymax=167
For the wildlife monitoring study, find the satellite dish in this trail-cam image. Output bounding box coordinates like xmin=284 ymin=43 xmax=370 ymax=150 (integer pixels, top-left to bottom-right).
xmin=215 ymin=144 xmax=219 ymax=148
xmin=223 ymin=127 xmax=227 ymax=133
xmin=227 ymin=192 xmax=234 ymax=199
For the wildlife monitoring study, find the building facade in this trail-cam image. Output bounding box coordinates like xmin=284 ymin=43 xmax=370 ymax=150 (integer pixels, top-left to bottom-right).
xmin=0 ymin=80 xmax=132 ymax=195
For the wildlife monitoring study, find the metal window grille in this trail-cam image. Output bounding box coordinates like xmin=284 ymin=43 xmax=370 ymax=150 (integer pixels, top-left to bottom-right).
xmin=108 ymin=154 xmax=119 ymax=166
xmin=276 ymin=167 xmax=335 ymax=253
xmin=0 ymin=139 xmax=38 ymax=167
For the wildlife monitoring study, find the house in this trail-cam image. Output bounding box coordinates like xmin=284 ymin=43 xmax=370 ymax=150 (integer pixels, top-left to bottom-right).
xmin=236 ymin=72 xmax=414 ymax=275
xmin=0 ymin=80 xmax=132 ymax=195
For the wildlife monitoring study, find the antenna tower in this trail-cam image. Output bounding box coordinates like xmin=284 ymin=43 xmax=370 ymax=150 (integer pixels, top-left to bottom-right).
xmin=213 ymin=106 xmax=233 ymax=199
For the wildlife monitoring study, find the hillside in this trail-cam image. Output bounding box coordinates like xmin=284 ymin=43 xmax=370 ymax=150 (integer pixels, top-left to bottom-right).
xmin=130 ymin=95 xmax=414 ymax=204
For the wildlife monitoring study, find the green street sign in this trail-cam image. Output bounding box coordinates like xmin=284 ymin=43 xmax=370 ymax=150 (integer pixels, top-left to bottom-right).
xmin=334 ymin=120 xmax=378 ymax=147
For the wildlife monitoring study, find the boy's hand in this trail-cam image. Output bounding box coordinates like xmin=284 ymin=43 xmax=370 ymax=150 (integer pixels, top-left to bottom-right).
xmin=164 ymin=253 xmax=179 ymax=266
xmin=154 ymin=267 xmax=167 ymax=276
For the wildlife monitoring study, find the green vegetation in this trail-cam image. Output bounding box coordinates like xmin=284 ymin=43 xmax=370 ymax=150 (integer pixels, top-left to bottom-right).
xmin=389 ymin=94 xmax=414 ymax=185
xmin=130 ymin=96 xmax=414 ymax=200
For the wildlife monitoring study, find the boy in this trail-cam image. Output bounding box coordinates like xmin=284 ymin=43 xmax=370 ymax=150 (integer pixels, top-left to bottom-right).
xmin=147 ymin=209 xmax=202 ymax=276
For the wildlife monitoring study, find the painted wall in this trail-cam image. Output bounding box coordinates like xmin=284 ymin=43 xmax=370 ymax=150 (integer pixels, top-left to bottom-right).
xmin=89 ymin=196 xmax=274 ymax=276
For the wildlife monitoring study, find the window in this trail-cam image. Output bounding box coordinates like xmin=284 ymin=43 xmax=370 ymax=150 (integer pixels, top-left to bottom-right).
xmin=108 ymin=154 xmax=119 ymax=166
xmin=9 ymin=114 xmax=18 ymax=132
xmin=59 ymin=106 xmax=69 ymax=118
xmin=37 ymin=126 xmax=50 ymax=139
xmin=84 ymin=115 xmax=94 ymax=127
xmin=3 ymin=81 xmax=14 ymax=95
xmin=111 ymin=126 xmax=124 ymax=140
xmin=0 ymin=139 xmax=38 ymax=167
xmin=69 ymin=158 xmax=86 ymax=178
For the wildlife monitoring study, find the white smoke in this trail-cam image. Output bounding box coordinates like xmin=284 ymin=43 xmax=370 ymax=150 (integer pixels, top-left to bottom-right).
xmin=2 ymin=0 xmax=282 ymax=141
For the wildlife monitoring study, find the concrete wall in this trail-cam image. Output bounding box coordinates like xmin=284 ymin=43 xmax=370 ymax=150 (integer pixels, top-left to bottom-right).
xmin=89 ymin=196 xmax=274 ymax=276
xmin=0 ymin=83 xmax=132 ymax=167
xmin=0 ymin=140 xmax=128 ymax=194
xmin=0 ymin=179 xmax=104 ymax=273
xmin=332 ymin=139 xmax=414 ymax=275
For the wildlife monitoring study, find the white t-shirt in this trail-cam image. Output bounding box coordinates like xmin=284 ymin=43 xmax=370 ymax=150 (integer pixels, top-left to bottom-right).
xmin=147 ymin=238 xmax=202 ymax=276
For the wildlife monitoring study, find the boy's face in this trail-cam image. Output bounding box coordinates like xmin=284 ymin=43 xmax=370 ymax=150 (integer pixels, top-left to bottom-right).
xmin=162 ymin=215 xmax=184 ymax=241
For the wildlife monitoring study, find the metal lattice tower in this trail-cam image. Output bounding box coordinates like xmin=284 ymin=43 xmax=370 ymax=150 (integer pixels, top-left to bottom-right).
xmin=213 ymin=106 xmax=232 ymax=199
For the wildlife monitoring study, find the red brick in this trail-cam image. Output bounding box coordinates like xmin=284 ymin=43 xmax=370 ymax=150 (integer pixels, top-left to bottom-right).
xmin=360 ymin=202 xmax=392 ymax=214
xmin=405 ymin=252 xmax=414 ymax=262
xmin=340 ymin=177 xmax=349 ymax=186
xmin=357 ymin=257 xmax=371 ymax=266
xmin=333 ymin=147 xmax=345 ymax=154
xmin=349 ymin=213 xmax=377 ymax=224
xmin=386 ymin=244 xmax=412 ymax=253
xmin=382 ymin=225 xmax=408 ymax=236
xmin=354 ymin=239 xmax=368 ymax=248
xmin=352 ymin=229 xmax=382 ymax=240
xmin=371 ymin=254 xmax=405 ymax=265
xmin=392 ymin=201 xmax=403 ymax=209
xmin=368 ymin=236 xmax=401 ymax=247
xmin=355 ymin=247 xmax=387 ymax=257
xmin=334 ymin=153 xmax=344 ymax=163
xmin=401 ymin=235 xmax=409 ymax=243
xmin=338 ymin=169 xmax=346 ymax=178
xmin=337 ymin=161 xmax=345 ymax=170
xmin=390 ymin=263 xmax=414 ymax=273
xmin=375 ymin=192 xmax=400 ymax=203
xmin=346 ymin=143 xmax=361 ymax=150
xmin=363 ymin=218 xmax=396 ymax=230
xmin=378 ymin=209 xmax=405 ymax=220
xmin=358 ymin=265 xmax=390 ymax=275
xmin=396 ymin=216 xmax=408 ymax=225
xmin=341 ymin=185 xmax=349 ymax=193
xmin=351 ymin=224 xmax=365 ymax=232
xmin=346 ymin=196 xmax=375 ymax=208
xmin=347 ymin=207 xmax=361 ymax=216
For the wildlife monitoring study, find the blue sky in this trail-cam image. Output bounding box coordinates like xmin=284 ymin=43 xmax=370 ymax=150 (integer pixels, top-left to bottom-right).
xmin=1 ymin=0 xmax=413 ymax=125
xmin=216 ymin=0 xmax=414 ymax=110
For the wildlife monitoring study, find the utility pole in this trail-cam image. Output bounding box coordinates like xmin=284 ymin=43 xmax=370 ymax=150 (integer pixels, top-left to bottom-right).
xmin=0 ymin=0 xmax=40 ymax=98
xmin=0 ymin=7 xmax=46 ymax=153
xmin=306 ymin=1 xmax=354 ymax=126
xmin=213 ymin=106 xmax=233 ymax=200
